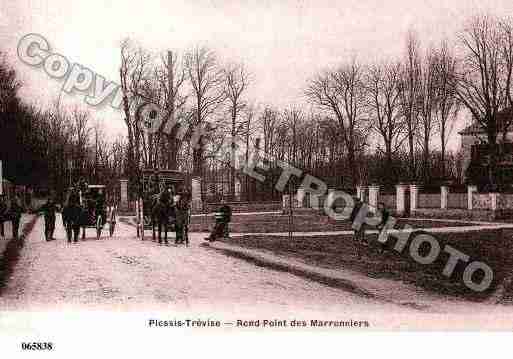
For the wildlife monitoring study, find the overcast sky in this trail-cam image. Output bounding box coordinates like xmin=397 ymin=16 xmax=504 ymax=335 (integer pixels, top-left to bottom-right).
xmin=2 ymin=0 xmax=513 ymax=151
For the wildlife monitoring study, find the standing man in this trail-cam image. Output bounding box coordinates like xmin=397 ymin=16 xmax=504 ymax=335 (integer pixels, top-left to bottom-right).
xmin=35 ymin=196 xmax=59 ymax=241
xmin=376 ymin=202 xmax=391 ymax=253
xmin=175 ymin=193 xmax=191 ymax=246
xmin=63 ymin=188 xmax=82 ymax=243
xmin=0 ymin=194 xmax=7 ymax=238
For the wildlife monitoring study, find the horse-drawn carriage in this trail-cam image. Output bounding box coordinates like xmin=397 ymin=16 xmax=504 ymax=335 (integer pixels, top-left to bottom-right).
xmin=135 ymin=169 xmax=185 ymax=241
xmin=79 ymin=184 xmax=117 ymax=239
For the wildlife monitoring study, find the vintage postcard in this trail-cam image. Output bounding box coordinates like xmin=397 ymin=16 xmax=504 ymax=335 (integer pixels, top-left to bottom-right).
xmin=1 ymin=0 xmax=513 ymax=356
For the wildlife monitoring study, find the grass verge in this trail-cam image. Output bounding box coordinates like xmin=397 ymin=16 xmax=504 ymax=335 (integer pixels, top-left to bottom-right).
xmin=221 ymin=226 xmax=513 ymax=302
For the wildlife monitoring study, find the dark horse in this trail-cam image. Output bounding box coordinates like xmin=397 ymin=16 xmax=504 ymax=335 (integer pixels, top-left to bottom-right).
xmin=150 ymin=193 xmax=175 ymax=244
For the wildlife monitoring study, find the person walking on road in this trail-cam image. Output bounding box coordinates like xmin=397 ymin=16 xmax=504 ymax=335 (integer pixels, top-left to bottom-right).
xmin=35 ymin=196 xmax=59 ymax=241
xmin=62 ymin=189 xmax=82 ymax=243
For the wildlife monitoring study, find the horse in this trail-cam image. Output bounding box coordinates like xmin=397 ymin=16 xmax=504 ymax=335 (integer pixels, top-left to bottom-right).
xmin=150 ymin=194 xmax=175 ymax=244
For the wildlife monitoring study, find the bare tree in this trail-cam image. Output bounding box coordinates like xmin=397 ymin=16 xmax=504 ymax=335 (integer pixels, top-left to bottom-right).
xmin=366 ymin=61 xmax=405 ymax=183
xmin=433 ymin=40 xmax=459 ymax=178
xmin=185 ymin=47 xmax=225 ymax=176
xmin=119 ymin=39 xmax=151 ymax=193
xmin=418 ymin=47 xmax=439 ymax=182
xmin=306 ymin=59 xmax=368 ymax=186
xmin=398 ymin=31 xmax=422 ymax=180
xmin=153 ymin=50 xmax=188 ymax=169
xmin=222 ymin=62 xmax=250 ymax=198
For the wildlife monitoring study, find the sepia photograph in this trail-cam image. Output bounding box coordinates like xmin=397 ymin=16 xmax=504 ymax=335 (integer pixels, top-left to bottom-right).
xmin=1 ymin=0 xmax=513 ymax=356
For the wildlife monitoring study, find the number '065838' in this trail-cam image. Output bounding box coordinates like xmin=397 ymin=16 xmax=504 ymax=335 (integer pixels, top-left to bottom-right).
xmin=21 ymin=342 xmax=53 ymax=350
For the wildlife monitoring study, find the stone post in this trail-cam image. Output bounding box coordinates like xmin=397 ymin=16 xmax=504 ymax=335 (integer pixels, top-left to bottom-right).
xmin=368 ymin=185 xmax=380 ymax=213
xmin=191 ymin=177 xmax=203 ymax=212
xmin=356 ymin=185 xmax=364 ymax=201
xmin=409 ymin=184 xmax=419 ymax=212
xmin=282 ymin=194 xmax=291 ymax=210
xmin=467 ymin=185 xmax=477 ymax=210
xmin=440 ymin=185 xmax=449 ymax=210
xmin=489 ymin=192 xmax=499 ymax=211
xmin=296 ymin=187 xmax=306 ymax=208
xmin=120 ymin=179 xmax=128 ymax=209
xmin=234 ymin=178 xmax=241 ymax=202
xmin=396 ymin=184 xmax=407 ymax=215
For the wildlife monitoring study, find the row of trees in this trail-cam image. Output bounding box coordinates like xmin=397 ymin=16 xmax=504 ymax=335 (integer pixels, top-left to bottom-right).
xmin=119 ymin=14 xmax=509 ymax=196
xmin=2 ymin=13 xmax=511 ymax=199
xmin=305 ymin=35 xmax=460 ymax=186
xmin=0 ymin=52 xmax=126 ymax=199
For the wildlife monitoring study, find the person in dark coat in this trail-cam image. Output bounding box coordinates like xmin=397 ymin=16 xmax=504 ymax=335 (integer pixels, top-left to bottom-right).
xmin=206 ymin=201 xmax=232 ymax=242
xmin=35 ymin=196 xmax=59 ymax=241
xmin=376 ymin=202 xmax=391 ymax=253
xmin=10 ymin=195 xmax=23 ymax=239
xmin=95 ymin=190 xmax=106 ymax=226
xmin=175 ymin=194 xmax=191 ymax=246
xmin=350 ymin=197 xmax=366 ymax=244
xmin=0 ymin=194 xmax=7 ymax=238
xmin=62 ymin=188 xmax=82 ymax=243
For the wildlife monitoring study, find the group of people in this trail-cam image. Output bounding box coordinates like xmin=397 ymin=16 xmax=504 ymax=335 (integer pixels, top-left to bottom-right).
xmin=147 ymin=186 xmax=233 ymax=245
xmin=148 ymin=185 xmax=192 ymax=246
xmin=32 ymin=184 xmax=106 ymax=243
xmin=0 ymin=193 xmax=24 ymax=239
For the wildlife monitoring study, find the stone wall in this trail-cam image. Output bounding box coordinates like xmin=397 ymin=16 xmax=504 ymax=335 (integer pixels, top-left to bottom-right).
xmin=410 ymin=208 xmax=496 ymax=221
xmin=418 ymin=193 xmax=441 ymax=208
xmin=203 ymin=201 xmax=282 ymax=213
xmin=447 ymin=193 xmax=467 ymax=209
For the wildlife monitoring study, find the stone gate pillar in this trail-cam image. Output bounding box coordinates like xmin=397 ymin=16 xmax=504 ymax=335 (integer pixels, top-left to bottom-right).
xmin=235 ymin=178 xmax=241 ymax=201
xmin=396 ymin=184 xmax=407 ymax=215
xmin=120 ymin=179 xmax=128 ymax=209
xmin=296 ymin=187 xmax=306 ymax=208
xmin=368 ymin=185 xmax=380 ymax=213
xmin=356 ymin=185 xmax=364 ymax=201
xmin=191 ymin=177 xmax=203 ymax=212
xmin=467 ymin=185 xmax=477 ymax=210
xmin=441 ymin=185 xmax=449 ymax=210
xmin=409 ymin=184 xmax=419 ymax=212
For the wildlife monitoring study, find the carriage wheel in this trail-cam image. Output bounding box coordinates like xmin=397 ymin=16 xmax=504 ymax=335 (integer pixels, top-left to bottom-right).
xmin=109 ymin=221 xmax=116 ymax=237
xmin=96 ymin=216 xmax=102 ymax=239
